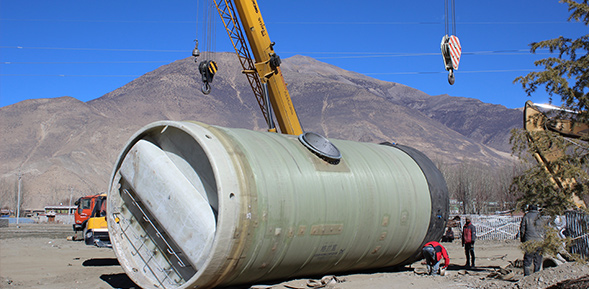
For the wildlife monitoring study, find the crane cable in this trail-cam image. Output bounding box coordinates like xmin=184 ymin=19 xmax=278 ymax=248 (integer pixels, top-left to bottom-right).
xmin=442 ymin=0 xmax=461 ymax=85
xmin=204 ymin=0 xmax=217 ymax=61
xmin=195 ymin=0 xmax=218 ymax=95
xmin=444 ymin=0 xmax=456 ymax=36
xmin=192 ymin=0 xmax=201 ymax=58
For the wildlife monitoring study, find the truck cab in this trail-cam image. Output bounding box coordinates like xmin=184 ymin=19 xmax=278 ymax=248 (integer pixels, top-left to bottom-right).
xmin=73 ymin=194 xmax=101 ymax=232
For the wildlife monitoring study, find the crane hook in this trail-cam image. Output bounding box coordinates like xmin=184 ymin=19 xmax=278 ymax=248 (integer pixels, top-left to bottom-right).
xmin=448 ymin=70 xmax=455 ymax=85
xmin=201 ymin=82 xmax=211 ymax=95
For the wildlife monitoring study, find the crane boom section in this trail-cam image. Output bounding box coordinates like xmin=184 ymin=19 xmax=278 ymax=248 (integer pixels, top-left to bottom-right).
xmin=214 ymin=0 xmax=269 ymax=126
xmin=523 ymin=101 xmax=587 ymax=208
xmin=228 ymin=0 xmax=303 ymax=135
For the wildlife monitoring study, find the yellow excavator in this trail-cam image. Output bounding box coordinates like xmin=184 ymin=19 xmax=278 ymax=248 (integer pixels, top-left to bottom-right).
xmin=84 ymin=193 xmax=111 ymax=247
xmin=523 ymin=100 xmax=588 ymax=209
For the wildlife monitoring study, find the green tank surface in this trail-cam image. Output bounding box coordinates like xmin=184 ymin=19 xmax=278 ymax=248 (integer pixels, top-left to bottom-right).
xmin=107 ymin=121 xmax=448 ymax=289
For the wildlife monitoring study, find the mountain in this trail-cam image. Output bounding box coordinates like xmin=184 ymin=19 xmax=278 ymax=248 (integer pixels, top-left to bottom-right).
xmin=0 ymin=52 xmax=521 ymax=209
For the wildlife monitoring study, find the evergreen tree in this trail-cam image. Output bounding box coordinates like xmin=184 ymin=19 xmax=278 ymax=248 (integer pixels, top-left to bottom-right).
xmin=511 ymin=0 xmax=589 ymax=215
xmin=515 ymin=0 xmax=588 ymax=112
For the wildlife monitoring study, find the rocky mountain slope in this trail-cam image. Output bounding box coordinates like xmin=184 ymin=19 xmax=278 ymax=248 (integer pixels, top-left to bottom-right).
xmin=0 ymin=52 xmax=521 ymax=209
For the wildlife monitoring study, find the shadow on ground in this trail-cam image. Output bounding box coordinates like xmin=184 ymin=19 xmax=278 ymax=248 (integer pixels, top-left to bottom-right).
xmin=83 ymin=258 xmax=121 ymax=266
xmin=100 ymin=273 xmax=139 ymax=289
xmin=447 ymin=264 xmax=500 ymax=272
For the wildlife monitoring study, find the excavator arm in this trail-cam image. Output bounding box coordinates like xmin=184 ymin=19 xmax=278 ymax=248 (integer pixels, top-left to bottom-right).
xmin=523 ymin=100 xmax=588 ymax=208
xmin=212 ymin=0 xmax=303 ymax=135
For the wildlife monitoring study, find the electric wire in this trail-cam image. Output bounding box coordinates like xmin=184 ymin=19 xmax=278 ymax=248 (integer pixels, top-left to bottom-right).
xmin=362 ymin=69 xmax=543 ymax=76
xmin=0 ymin=46 xmax=185 ymax=52
xmin=0 ymin=74 xmax=142 ymax=77
xmin=0 ymin=46 xmax=552 ymax=56
xmin=0 ymin=18 xmax=574 ymax=25
xmin=0 ymin=68 xmax=545 ymax=78
xmin=2 ymin=61 xmax=171 ymax=64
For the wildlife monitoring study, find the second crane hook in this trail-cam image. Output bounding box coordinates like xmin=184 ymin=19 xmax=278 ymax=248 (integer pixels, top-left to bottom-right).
xmin=199 ymin=60 xmax=218 ymax=95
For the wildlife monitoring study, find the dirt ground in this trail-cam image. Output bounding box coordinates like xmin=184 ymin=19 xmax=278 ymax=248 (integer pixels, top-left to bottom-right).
xmin=1 ymin=224 xmax=588 ymax=289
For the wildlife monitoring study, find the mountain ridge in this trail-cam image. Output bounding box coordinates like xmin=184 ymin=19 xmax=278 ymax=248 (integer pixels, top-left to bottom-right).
xmin=0 ymin=52 xmax=520 ymax=208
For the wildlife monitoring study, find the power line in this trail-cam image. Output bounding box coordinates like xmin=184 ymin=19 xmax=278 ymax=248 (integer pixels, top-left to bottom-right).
xmin=2 ymin=61 xmax=171 ymax=64
xmin=0 ymin=18 xmax=195 ymax=24
xmin=1 ymin=46 xmax=551 ymax=57
xmin=1 ymin=69 xmax=542 ymax=78
xmin=0 ymin=74 xmax=141 ymax=77
xmin=285 ymin=49 xmax=548 ymax=55
xmin=363 ymin=69 xmax=542 ymax=75
xmin=0 ymin=46 xmax=185 ymax=52
xmin=0 ymin=18 xmax=573 ymax=25
xmin=273 ymin=21 xmax=573 ymax=25
xmin=311 ymin=51 xmax=550 ymax=60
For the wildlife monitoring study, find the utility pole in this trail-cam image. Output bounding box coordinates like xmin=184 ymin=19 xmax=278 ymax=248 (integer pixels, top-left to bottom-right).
xmin=68 ymin=188 xmax=73 ymax=218
xmin=16 ymin=171 xmax=22 ymax=225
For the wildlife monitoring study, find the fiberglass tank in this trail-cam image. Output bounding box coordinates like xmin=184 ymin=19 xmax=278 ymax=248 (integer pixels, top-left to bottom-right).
xmin=107 ymin=120 xmax=448 ymax=289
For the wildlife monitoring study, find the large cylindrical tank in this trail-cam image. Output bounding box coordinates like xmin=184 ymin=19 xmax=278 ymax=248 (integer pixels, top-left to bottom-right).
xmin=107 ymin=120 xmax=448 ymax=289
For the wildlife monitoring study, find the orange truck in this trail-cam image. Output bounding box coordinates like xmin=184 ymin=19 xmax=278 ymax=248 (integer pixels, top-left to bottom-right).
xmin=73 ymin=194 xmax=101 ymax=232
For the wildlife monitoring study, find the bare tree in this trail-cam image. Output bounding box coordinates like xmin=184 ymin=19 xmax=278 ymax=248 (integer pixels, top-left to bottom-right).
xmin=440 ymin=161 xmax=523 ymax=214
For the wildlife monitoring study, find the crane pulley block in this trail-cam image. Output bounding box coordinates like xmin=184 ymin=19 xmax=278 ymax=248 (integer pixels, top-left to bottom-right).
xmin=199 ymin=60 xmax=218 ymax=95
xmin=441 ymin=35 xmax=461 ymax=85
xmin=269 ymin=52 xmax=281 ymax=70
xmin=442 ymin=0 xmax=460 ymax=85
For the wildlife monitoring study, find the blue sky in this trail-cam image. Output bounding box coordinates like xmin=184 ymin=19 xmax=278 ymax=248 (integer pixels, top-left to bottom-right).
xmin=1 ymin=0 xmax=586 ymax=109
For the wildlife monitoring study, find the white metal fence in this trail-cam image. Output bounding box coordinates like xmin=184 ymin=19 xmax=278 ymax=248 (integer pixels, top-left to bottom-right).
xmin=566 ymin=211 xmax=589 ymax=259
xmin=455 ymin=214 xmax=522 ymax=240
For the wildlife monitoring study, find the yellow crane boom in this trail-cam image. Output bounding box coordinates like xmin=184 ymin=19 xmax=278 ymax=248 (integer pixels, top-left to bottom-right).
xmin=212 ymin=0 xmax=303 ymax=135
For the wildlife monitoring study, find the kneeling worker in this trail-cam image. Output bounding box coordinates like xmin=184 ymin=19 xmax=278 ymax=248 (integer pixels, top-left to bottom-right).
xmin=422 ymin=241 xmax=450 ymax=275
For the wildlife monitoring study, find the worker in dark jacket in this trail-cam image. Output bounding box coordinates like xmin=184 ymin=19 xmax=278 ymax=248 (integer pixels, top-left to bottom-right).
xmin=441 ymin=227 xmax=455 ymax=242
xmin=422 ymin=241 xmax=450 ymax=275
xmin=462 ymin=217 xmax=476 ymax=268
xmin=520 ymin=205 xmax=545 ymax=276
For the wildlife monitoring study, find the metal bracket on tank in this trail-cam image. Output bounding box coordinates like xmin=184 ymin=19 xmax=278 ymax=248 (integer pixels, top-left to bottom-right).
xmin=299 ymin=132 xmax=342 ymax=164
xmin=119 ymin=188 xmax=197 ymax=282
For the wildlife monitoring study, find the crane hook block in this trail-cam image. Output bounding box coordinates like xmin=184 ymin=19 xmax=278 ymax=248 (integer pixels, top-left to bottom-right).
xmin=440 ymin=35 xmax=461 ymax=85
xmin=269 ymin=53 xmax=281 ymax=70
xmin=198 ymin=60 xmax=218 ymax=95
xmin=192 ymin=40 xmax=200 ymax=59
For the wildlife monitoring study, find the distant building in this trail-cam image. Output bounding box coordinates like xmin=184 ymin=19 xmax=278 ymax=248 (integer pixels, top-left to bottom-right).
xmin=23 ymin=209 xmax=45 ymax=217
xmin=44 ymin=205 xmax=76 ymax=215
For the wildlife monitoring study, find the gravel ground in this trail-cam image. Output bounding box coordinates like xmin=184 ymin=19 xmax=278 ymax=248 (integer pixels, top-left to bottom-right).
xmin=1 ymin=224 xmax=588 ymax=289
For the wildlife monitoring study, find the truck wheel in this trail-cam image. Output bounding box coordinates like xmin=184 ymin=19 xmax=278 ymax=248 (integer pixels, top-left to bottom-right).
xmin=84 ymin=229 xmax=94 ymax=246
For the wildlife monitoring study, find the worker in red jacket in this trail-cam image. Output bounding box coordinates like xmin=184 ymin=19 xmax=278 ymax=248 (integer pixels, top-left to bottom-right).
xmin=422 ymin=241 xmax=450 ymax=275
xmin=462 ymin=217 xmax=476 ymax=268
